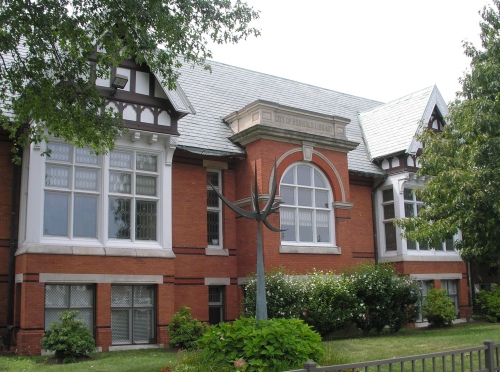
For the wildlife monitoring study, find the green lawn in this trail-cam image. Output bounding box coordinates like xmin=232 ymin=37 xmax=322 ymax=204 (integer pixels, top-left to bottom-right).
xmin=1 ymin=321 xmax=499 ymax=371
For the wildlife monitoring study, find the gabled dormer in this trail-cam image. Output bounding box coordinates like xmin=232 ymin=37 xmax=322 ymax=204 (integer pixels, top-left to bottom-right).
xmin=358 ymin=86 xmax=460 ymax=261
xmin=92 ymin=58 xmax=194 ymax=138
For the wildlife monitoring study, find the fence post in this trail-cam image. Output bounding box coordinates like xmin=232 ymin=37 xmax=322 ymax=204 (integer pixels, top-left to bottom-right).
xmin=304 ymin=361 xmax=317 ymax=372
xmin=484 ymin=340 xmax=494 ymax=372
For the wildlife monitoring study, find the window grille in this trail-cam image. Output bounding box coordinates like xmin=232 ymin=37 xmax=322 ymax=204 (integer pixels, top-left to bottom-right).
xmin=45 ymin=284 xmax=94 ymax=331
xmin=208 ymin=286 xmax=225 ymax=325
xmin=207 ymin=171 xmax=222 ymax=246
xmin=111 ymin=285 xmax=156 ymax=345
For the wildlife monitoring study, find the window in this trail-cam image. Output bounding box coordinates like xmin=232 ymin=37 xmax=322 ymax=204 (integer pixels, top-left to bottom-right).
xmin=404 ymin=189 xmax=455 ymax=252
xmin=441 ymin=280 xmax=459 ymax=318
xmin=44 ymin=143 xmax=100 ymax=238
xmin=207 ymin=171 xmax=222 ymax=247
xmin=280 ymin=164 xmax=333 ymax=244
xmin=108 ymin=150 xmax=158 ymax=241
xmin=416 ymin=280 xmax=433 ymax=322
xmin=45 ymin=284 xmax=94 ymax=331
xmin=208 ymin=286 xmax=225 ymax=325
xmin=111 ymin=285 xmax=156 ymax=345
xmin=42 ymin=143 xmax=161 ymax=244
xmin=381 ymin=188 xmax=397 ymax=251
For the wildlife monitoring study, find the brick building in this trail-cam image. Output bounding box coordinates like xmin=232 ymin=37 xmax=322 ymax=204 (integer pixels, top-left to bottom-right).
xmin=0 ymin=58 xmax=470 ymax=354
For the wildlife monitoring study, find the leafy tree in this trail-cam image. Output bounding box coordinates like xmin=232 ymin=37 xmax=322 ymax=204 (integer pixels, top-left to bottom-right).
xmin=0 ymin=0 xmax=259 ymax=161
xmin=395 ymin=1 xmax=500 ymax=268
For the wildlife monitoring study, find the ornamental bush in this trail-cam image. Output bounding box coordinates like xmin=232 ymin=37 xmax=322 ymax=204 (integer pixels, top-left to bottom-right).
xmin=197 ymin=318 xmax=324 ymax=372
xmin=40 ymin=310 xmax=95 ymax=363
xmin=167 ymin=306 xmax=208 ymax=350
xmin=476 ymin=285 xmax=500 ymax=322
xmin=422 ymin=289 xmax=456 ymax=327
xmin=301 ymin=270 xmax=357 ymax=336
xmin=243 ymin=269 xmax=303 ymax=319
xmin=345 ymin=263 xmax=420 ymax=334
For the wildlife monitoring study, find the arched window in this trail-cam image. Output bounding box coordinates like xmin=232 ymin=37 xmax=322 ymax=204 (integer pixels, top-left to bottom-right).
xmin=280 ymin=163 xmax=333 ymax=245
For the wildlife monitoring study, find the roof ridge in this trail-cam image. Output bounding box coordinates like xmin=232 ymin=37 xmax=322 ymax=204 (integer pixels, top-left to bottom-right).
xmin=204 ymin=58 xmax=384 ymax=105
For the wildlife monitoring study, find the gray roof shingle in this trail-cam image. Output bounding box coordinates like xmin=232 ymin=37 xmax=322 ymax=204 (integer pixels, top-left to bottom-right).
xmin=176 ymin=60 xmax=386 ymax=176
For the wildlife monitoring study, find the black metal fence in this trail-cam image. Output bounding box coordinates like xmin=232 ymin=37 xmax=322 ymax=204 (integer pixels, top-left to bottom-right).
xmin=286 ymin=340 xmax=500 ymax=372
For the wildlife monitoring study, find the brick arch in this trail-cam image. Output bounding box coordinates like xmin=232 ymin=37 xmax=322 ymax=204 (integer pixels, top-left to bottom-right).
xmin=269 ymin=147 xmax=346 ymax=203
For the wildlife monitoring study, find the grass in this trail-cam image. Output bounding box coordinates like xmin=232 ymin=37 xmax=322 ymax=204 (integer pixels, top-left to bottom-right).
xmin=0 ymin=321 xmax=499 ymax=371
xmin=327 ymin=320 xmax=500 ymax=363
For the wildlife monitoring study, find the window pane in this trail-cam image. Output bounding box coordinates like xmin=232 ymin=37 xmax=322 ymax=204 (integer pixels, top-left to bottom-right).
xmin=45 ymin=165 xmax=70 ymax=188
xmin=445 ymin=236 xmax=454 ymax=251
xmin=298 ymin=188 xmax=312 ymax=207
xmin=134 ymin=286 xmax=154 ymax=307
xmin=281 ymin=168 xmax=294 ymax=184
xmin=383 ymin=204 xmax=395 ymax=220
xmin=110 ymin=151 xmax=132 ymax=169
xmin=209 ymin=287 xmax=223 ymax=304
xmin=70 ymin=285 xmax=94 ymax=307
xmin=136 ymin=200 xmax=157 ymax=240
xmin=314 ymin=170 xmax=326 ymax=188
xmin=298 ymin=209 xmax=313 ymax=242
xmin=45 ymin=284 xmax=69 ymax=307
xmin=47 ymin=143 xmax=71 ymax=162
xmin=136 ymin=176 xmax=156 ymax=196
xmin=75 ymin=168 xmax=98 ymax=190
xmin=419 ymin=241 xmax=429 ymax=250
xmin=382 ymin=189 xmax=393 ymax=202
xmin=385 ymin=223 xmax=397 ymax=251
xmin=75 ymin=147 xmax=98 ymax=165
xmin=404 ymin=203 xmax=415 ymax=217
xmin=133 ymin=309 xmax=154 ymax=343
xmin=77 ymin=309 xmax=94 ymax=331
xmin=111 ymin=310 xmax=130 ymax=344
xmin=44 ymin=192 xmax=69 ymax=236
xmin=207 ymin=190 xmax=219 ymax=208
xmin=136 ymin=154 xmax=157 ymax=172
xmin=316 ymin=211 xmax=330 ymax=243
xmin=280 ymin=208 xmax=296 ymax=241
xmin=207 ymin=211 xmax=220 ymax=245
xmin=404 ymin=188 xmax=413 ymax=200
xmin=109 ymin=172 xmax=131 ymax=194
xmin=407 ymin=240 xmax=417 ymax=250
xmin=74 ymin=195 xmax=97 ymax=238
xmin=109 ymin=198 xmax=131 ymax=239
xmin=280 ymin=186 xmax=295 ymax=205
xmin=111 ymin=286 xmax=132 ymax=307
xmin=297 ymin=165 xmax=311 ymax=186
xmin=207 ymin=172 xmax=219 ymax=187
xmin=315 ymin=190 xmax=329 ymax=208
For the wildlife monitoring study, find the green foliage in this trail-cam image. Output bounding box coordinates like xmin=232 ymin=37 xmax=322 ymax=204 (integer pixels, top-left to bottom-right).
xmin=302 ymin=270 xmax=357 ymax=336
xmin=197 ymin=317 xmax=324 ymax=372
xmin=477 ymin=284 xmax=500 ymax=322
xmin=167 ymin=306 xmax=208 ymax=350
xmin=243 ymin=269 xmax=303 ymax=319
xmin=422 ymin=289 xmax=456 ymax=327
xmin=346 ymin=263 xmax=420 ymax=334
xmin=40 ymin=310 xmax=95 ymax=363
xmin=0 ymin=0 xmax=260 ymax=161
xmin=395 ymin=0 xmax=500 ymax=268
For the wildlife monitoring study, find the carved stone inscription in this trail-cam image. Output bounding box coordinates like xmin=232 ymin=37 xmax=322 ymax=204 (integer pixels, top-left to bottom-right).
xmin=274 ymin=114 xmax=334 ymax=135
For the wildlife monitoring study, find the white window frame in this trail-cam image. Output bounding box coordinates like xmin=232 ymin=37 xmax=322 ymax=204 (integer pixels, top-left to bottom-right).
xmin=206 ymin=169 xmax=223 ymax=248
xmin=21 ymin=135 xmax=172 ymax=253
xmin=279 ymin=162 xmax=335 ymax=248
xmin=381 ymin=187 xmax=397 ymax=253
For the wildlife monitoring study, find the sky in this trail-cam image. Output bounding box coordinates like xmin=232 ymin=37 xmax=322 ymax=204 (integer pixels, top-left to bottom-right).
xmin=207 ymin=0 xmax=489 ymax=104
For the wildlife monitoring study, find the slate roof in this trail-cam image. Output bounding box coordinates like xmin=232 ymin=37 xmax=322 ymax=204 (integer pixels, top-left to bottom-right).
xmin=358 ymin=86 xmax=448 ymax=161
xmin=176 ymin=60 xmax=386 ymax=176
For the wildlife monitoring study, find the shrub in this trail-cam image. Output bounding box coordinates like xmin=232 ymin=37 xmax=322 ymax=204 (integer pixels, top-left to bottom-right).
xmin=243 ymin=268 xmax=303 ymax=319
xmin=422 ymin=289 xmax=456 ymax=327
xmin=167 ymin=306 xmax=208 ymax=350
xmin=301 ymin=270 xmax=357 ymax=336
xmin=40 ymin=310 xmax=95 ymax=363
xmin=345 ymin=263 xmax=420 ymax=334
xmin=477 ymin=285 xmax=500 ymax=322
xmin=197 ymin=317 xmax=324 ymax=372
